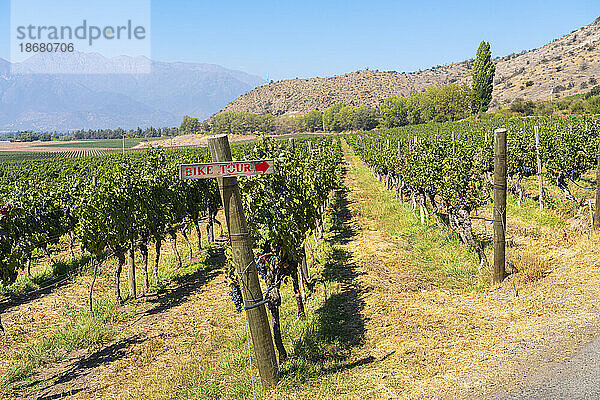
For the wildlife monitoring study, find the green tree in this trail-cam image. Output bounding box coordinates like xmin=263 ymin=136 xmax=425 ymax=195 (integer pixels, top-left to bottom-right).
xmin=337 ymin=105 xmax=356 ymax=131
xmin=509 ymin=98 xmax=536 ymax=116
xmin=323 ymin=103 xmax=345 ymax=131
xmin=406 ymin=94 xmax=424 ymax=124
xmin=180 ymin=115 xmax=201 ymax=135
xmin=586 ymin=95 xmax=600 ymax=114
xmin=303 ymin=110 xmax=323 ymax=132
xmin=381 ymin=96 xmax=408 ymax=128
xmin=471 ymin=41 xmax=496 ymax=113
xmin=432 ymin=84 xmax=471 ymax=121
xmin=210 ymin=112 xmax=276 ymax=135
xmin=352 ymin=105 xmax=378 ymax=130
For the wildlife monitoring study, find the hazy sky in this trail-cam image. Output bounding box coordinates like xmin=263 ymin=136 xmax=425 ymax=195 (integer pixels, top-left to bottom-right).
xmin=0 ymin=0 xmax=598 ymax=80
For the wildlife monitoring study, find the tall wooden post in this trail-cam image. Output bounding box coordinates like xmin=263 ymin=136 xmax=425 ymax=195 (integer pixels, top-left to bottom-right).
xmin=534 ymin=126 xmax=544 ymax=210
xmin=207 ymin=134 xmax=278 ymax=387
xmin=493 ymin=128 xmax=507 ymax=284
xmin=594 ymin=136 xmax=600 ymax=228
xmin=288 ymin=138 xmax=295 ymax=150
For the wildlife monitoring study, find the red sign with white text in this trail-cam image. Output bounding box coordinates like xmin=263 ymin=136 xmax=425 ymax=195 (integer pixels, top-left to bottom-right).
xmin=178 ymin=159 xmax=275 ymax=179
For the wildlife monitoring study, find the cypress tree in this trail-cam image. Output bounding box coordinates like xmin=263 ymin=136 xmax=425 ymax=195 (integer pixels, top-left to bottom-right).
xmin=471 ymin=41 xmax=496 ymax=113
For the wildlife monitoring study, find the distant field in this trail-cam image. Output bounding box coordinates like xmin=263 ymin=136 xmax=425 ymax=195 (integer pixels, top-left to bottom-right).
xmin=0 ymin=151 xmax=58 ymax=162
xmin=36 ymin=137 xmax=166 ymax=149
xmin=0 ymin=137 xmax=168 ymax=162
xmin=0 ymin=134 xmax=329 ymax=162
xmin=0 ymin=149 xmax=111 ymax=162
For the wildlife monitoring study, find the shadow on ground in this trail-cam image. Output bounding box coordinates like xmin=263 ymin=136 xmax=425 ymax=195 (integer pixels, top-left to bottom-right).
xmin=283 ymin=179 xmax=372 ymax=380
xmin=145 ymin=246 xmax=224 ymax=316
xmin=16 ymin=335 xmax=146 ymax=400
xmin=7 ymin=247 xmax=225 ymax=399
xmin=0 ymin=254 xmax=93 ymax=314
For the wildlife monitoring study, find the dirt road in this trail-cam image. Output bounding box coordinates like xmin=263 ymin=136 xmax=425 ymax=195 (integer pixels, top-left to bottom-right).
xmin=498 ymin=336 xmax=600 ymax=399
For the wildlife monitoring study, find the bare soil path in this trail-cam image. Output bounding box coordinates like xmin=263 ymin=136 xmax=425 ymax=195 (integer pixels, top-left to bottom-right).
xmin=497 ymin=336 xmax=600 ymax=399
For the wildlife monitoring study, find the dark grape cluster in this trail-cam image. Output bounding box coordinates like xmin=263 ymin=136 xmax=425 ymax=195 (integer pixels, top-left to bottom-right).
xmin=228 ymin=285 xmax=243 ymax=313
xmin=255 ymin=254 xmax=267 ymax=279
xmin=521 ymin=166 xmax=536 ymax=177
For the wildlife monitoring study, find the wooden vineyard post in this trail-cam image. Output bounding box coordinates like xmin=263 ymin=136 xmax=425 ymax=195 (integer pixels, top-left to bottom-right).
xmin=594 ymin=135 xmax=600 ymax=228
xmin=493 ymin=128 xmax=507 ymax=284
xmin=207 ymin=134 xmax=279 ymax=387
xmin=534 ymin=126 xmax=544 ymax=210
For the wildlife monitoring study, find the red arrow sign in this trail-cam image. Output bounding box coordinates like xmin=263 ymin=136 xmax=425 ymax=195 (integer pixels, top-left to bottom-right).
xmin=255 ymin=161 xmax=270 ymax=173
xmin=179 ymin=159 xmax=275 ymax=179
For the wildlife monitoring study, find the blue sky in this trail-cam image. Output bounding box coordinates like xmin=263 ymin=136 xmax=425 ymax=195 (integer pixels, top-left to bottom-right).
xmin=0 ymin=0 xmax=598 ymax=80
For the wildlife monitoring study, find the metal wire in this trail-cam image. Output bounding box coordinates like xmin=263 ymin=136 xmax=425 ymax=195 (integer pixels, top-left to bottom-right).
xmin=569 ymin=177 xmax=598 ymax=191
xmin=235 ymin=254 xmax=280 ymax=310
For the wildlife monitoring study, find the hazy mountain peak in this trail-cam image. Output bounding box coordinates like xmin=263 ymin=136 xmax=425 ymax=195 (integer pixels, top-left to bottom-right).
xmin=0 ymin=53 xmax=263 ymax=131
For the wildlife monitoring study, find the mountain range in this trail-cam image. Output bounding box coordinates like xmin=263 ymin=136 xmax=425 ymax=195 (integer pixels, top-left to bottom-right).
xmin=220 ymin=17 xmax=600 ymax=115
xmin=3 ymin=17 xmax=600 ymax=132
xmin=0 ymin=53 xmax=263 ymax=131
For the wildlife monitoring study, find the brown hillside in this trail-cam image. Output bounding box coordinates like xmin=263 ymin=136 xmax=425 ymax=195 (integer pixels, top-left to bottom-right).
xmin=220 ymin=17 xmax=600 ymax=114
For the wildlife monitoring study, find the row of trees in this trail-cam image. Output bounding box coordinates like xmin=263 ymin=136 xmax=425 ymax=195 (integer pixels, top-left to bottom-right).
xmin=379 ymin=41 xmax=496 ymax=128
xmin=12 ymin=132 xmax=58 ymax=142
xmin=12 ymin=126 xmax=181 ymax=143
xmin=321 ymin=104 xmax=378 ymax=131
xmin=380 ymin=83 xmax=472 ymax=127
xmin=500 ymin=86 xmax=600 ymax=117
xmin=210 ymin=112 xmax=277 ymax=135
xmin=200 ymin=90 xmax=476 ymax=135
xmin=200 ymin=104 xmax=378 ymax=136
xmin=71 ymin=126 xmax=178 ymax=140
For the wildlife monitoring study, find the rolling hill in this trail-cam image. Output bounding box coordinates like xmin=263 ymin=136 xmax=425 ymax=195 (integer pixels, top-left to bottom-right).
xmin=220 ymin=17 xmax=600 ymax=115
